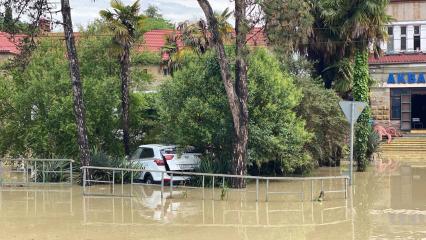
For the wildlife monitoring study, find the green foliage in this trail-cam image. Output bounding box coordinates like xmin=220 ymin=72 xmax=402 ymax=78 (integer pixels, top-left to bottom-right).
xmin=366 ymin=127 xmax=380 ymax=160
xmin=353 ymin=50 xmax=372 ymax=171
xmin=142 ymin=4 xmax=174 ymax=30
xmin=263 ymin=0 xmax=390 ymax=93
xmin=144 ymin=5 xmax=161 ymax=18
xmin=0 ymin=30 xmax=154 ymax=158
xmin=262 ymin=0 xmax=314 ymax=53
xmin=294 ymin=74 xmax=348 ymax=166
xmin=142 ymin=17 xmax=174 ymax=31
xmin=132 ymin=51 xmax=162 ymax=65
xmin=86 ymin=148 xmax=141 ymax=183
xmin=158 ymin=48 xmax=311 ymax=176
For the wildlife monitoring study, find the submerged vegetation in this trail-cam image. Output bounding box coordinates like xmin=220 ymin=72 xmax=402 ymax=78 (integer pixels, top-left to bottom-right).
xmin=0 ymin=0 xmax=388 ymax=177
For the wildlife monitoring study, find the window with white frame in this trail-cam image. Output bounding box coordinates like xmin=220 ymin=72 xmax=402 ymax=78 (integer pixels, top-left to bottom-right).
xmin=401 ymin=26 xmax=407 ymax=51
xmin=414 ymin=26 xmax=420 ymax=51
xmin=387 ymin=26 xmax=394 ymax=53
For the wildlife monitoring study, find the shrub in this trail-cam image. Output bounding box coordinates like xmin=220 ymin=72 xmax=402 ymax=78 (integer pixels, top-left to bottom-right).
xmin=158 ymin=48 xmax=311 ymax=176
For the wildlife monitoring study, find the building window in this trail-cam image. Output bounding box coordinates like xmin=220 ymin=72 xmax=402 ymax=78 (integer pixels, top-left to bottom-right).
xmin=387 ymin=26 xmax=394 ymax=53
xmin=391 ymin=89 xmax=401 ymax=120
xmin=401 ymin=26 xmax=407 ymax=51
xmin=414 ymin=26 xmax=420 ymax=51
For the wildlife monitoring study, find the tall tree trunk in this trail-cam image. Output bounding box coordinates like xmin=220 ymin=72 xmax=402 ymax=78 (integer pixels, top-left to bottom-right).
xmin=61 ymin=0 xmax=91 ymax=167
xmin=120 ymin=43 xmax=131 ymax=156
xmin=197 ymin=0 xmax=249 ymax=188
xmin=233 ymin=0 xmax=249 ymax=188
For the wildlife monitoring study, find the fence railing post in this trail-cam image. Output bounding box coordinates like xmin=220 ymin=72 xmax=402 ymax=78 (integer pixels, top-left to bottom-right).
xmin=112 ymin=170 xmax=115 ymax=195
xmin=69 ymin=161 xmax=73 ymax=185
xmin=256 ymin=178 xmax=259 ymax=202
xmin=42 ymin=161 xmax=45 ymax=183
xmin=83 ymin=167 xmax=86 ymax=195
xmin=266 ymin=179 xmax=269 ymax=202
xmin=202 ymin=175 xmax=205 ymax=200
xmin=161 ymin=172 xmax=164 ymax=199
xmin=121 ymin=170 xmax=124 ymax=195
xmin=344 ymin=178 xmax=348 ymax=199
xmin=212 ymin=176 xmax=215 ymax=200
xmin=170 ymin=173 xmax=173 ymax=198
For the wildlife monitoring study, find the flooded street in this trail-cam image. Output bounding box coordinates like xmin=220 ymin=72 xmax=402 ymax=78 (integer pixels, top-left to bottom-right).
xmin=1 ymin=161 xmax=425 ymax=240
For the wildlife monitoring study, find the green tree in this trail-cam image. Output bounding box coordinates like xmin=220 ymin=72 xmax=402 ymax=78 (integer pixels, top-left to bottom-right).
xmin=353 ymin=50 xmax=371 ymax=171
xmin=0 ymin=28 xmax=153 ymax=158
xmin=100 ymin=0 xmax=144 ymax=156
xmin=3 ymin=0 xmax=15 ymax=33
xmin=263 ymin=0 xmax=390 ymax=94
xmin=142 ymin=5 xmax=174 ymax=31
xmin=159 ymin=48 xmax=311 ymax=176
xmin=144 ymin=5 xmax=161 ymax=18
xmin=197 ymin=0 xmax=253 ymax=187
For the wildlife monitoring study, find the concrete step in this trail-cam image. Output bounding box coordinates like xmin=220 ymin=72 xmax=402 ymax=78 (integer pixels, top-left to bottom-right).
xmin=381 ymin=144 xmax=426 ymax=146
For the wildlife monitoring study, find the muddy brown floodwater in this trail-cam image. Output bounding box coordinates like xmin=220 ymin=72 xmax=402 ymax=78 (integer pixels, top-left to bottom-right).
xmin=1 ymin=160 xmax=426 ymax=240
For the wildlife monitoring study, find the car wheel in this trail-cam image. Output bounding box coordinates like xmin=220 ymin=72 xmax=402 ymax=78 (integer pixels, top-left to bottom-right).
xmin=144 ymin=174 xmax=154 ymax=184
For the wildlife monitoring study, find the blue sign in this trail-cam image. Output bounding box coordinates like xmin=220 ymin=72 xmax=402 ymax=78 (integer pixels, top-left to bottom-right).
xmin=388 ymin=72 xmax=426 ymax=84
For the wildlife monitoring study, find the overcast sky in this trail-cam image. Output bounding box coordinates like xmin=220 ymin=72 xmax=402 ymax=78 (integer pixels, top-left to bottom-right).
xmin=50 ymin=0 xmax=234 ymax=30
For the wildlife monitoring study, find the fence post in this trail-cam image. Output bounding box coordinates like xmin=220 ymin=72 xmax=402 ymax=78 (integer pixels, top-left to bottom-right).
xmin=161 ymin=172 xmax=164 ymax=199
xmin=170 ymin=173 xmax=173 ymax=198
xmin=34 ymin=161 xmax=37 ymax=183
xmin=83 ymin=167 xmax=86 ymax=195
xmin=202 ymin=175 xmax=205 ymax=200
xmin=311 ymin=180 xmax=314 ymax=201
xmin=121 ymin=170 xmax=124 ymax=195
xmin=112 ymin=170 xmax=115 ymax=195
xmin=265 ymin=179 xmax=269 ymax=202
xmin=212 ymin=176 xmax=215 ymax=200
xmin=256 ymin=178 xmax=259 ymax=202
xmin=69 ymin=161 xmax=73 ymax=185
xmin=42 ymin=161 xmax=45 ymax=183
xmin=344 ymin=178 xmax=348 ymax=199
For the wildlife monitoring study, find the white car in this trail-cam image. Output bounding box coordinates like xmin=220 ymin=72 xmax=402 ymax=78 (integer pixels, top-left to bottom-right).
xmin=130 ymin=144 xmax=201 ymax=184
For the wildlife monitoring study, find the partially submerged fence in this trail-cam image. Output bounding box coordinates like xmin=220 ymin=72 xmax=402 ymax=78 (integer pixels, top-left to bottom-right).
xmin=81 ymin=166 xmax=349 ymax=202
xmin=0 ymin=159 xmax=74 ymax=186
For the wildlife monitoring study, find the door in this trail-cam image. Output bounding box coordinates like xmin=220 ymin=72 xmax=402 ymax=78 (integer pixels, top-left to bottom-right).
xmin=401 ymin=91 xmax=412 ymax=131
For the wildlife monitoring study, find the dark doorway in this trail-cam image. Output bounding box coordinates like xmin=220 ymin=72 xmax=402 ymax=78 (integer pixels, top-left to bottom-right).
xmin=411 ymin=94 xmax=426 ymax=129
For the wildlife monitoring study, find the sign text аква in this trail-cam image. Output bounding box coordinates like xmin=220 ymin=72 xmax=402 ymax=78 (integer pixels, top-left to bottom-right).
xmin=387 ymin=72 xmax=426 ymax=84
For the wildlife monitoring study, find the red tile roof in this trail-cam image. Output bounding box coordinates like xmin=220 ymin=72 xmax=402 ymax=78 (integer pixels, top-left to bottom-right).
xmin=0 ymin=28 xmax=267 ymax=56
xmin=140 ymin=28 xmax=267 ymax=53
xmin=369 ymin=53 xmax=426 ymax=65
xmin=0 ymin=32 xmax=25 ymax=54
xmin=139 ymin=29 xmax=183 ymax=52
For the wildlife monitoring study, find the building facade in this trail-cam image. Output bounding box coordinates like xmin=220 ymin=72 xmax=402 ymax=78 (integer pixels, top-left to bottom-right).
xmin=370 ymin=0 xmax=426 ymax=131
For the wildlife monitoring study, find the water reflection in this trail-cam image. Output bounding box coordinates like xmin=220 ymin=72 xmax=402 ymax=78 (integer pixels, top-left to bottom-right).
xmin=1 ymin=162 xmax=426 ymax=239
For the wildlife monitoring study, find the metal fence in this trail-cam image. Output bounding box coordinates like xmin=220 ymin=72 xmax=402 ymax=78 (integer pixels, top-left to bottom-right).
xmin=0 ymin=159 xmax=74 ymax=186
xmin=81 ymin=166 xmax=349 ymax=202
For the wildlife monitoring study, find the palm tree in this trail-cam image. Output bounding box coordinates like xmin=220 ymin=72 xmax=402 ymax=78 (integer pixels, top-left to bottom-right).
xmin=177 ymin=8 xmax=233 ymax=55
xmin=317 ymin=0 xmax=391 ymax=90
xmin=100 ymin=0 xmax=144 ymax=156
xmin=321 ymin=0 xmax=390 ymax=170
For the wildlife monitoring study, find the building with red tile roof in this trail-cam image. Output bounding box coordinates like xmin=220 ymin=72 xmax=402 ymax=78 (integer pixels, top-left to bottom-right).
xmin=0 ymin=32 xmax=25 ymax=60
xmin=369 ymin=53 xmax=426 ymax=65
xmin=369 ymin=0 xmax=426 ymax=132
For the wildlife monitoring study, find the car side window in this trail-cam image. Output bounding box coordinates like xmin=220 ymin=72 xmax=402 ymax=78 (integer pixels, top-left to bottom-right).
xmin=130 ymin=148 xmax=142 ymax=160
xmin=140 ymin=148 xmax=154 ymax=159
